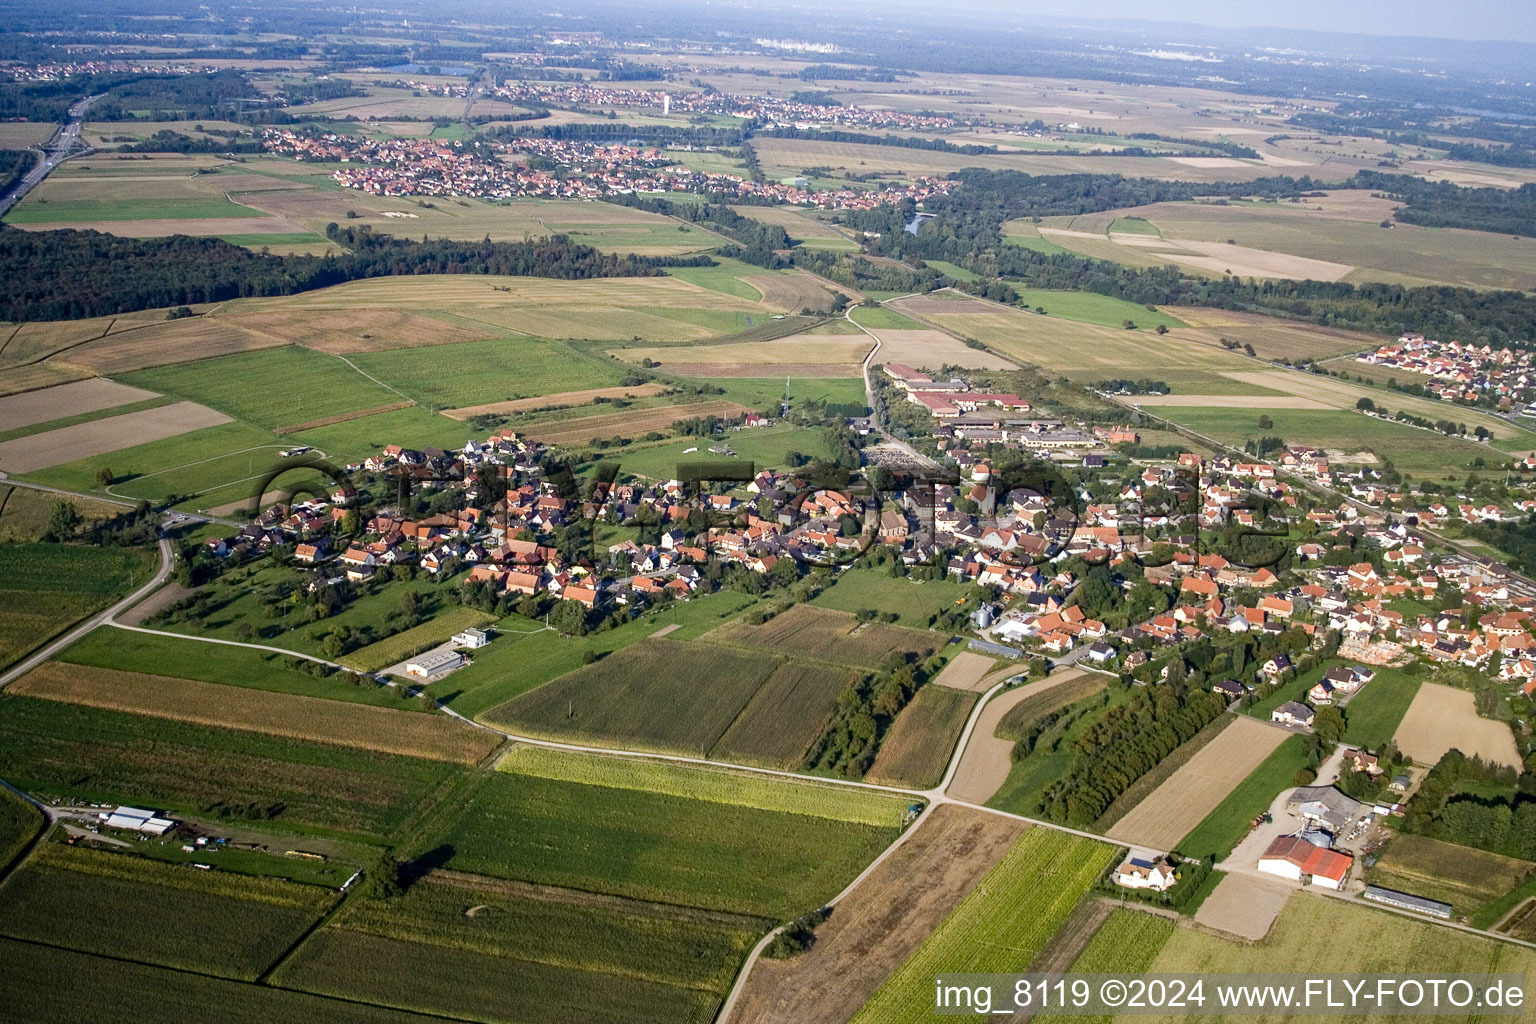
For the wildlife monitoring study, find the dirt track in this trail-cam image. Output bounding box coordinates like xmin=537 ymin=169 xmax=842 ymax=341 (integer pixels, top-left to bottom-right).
xmin=729 ymin=804 xmax=1025 ymax=1024
xmin=931 ymin=651 xmax=1000 ymax=693
xmin=946 ymin=669 xmax=1092 ymax=804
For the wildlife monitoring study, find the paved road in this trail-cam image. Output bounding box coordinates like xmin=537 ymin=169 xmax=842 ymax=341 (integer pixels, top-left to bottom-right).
xmin=0 ymin=93 xmax=100 ymax=218
xmin=846 ymin=302 xmax=943 ymax=472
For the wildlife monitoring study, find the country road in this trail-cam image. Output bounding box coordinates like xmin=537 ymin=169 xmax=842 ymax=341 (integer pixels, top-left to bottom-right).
xmin=0 ymin=93 xmax=101 ymax=218
xmin=846 ymin=301 xmax=943 ymax=472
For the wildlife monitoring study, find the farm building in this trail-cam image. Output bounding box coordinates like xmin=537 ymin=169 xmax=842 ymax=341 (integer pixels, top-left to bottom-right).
xmin=1287 ymin=786 xmax=1366 ymax=834
xmin=100 ymin=806 xmax=176 ymax=835
xmin=1362 ymin=885 xmax=1453 ymax=919
xmin=1258 ymin=835 xmax=1353 ymax=890
xmin=452 ymin=627 xmax=493 ymax=649
xmin=405 ymin=649 xmax=465 ymax=678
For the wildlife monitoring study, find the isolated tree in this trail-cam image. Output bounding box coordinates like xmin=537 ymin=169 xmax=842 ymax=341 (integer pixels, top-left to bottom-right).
xmin=1258 ymin=414 xmax=1274 ymax=430
xmin=1356 ymin=397 xmax=1375 ymax=412
xmin=43 ymin=500 xmax=81 ymax=542
xmin=95 ymin=466 xmax=114 ymax=488
xmin=361 ymin=853 xmax=403 ymax=900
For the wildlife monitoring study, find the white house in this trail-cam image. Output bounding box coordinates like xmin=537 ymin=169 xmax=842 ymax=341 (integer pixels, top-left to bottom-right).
xmin=405 ymin=650 xmax=465 ymax=679
xmin=1114 ymin=854 xmax=1178 ymax=892
xmin=452 ymin=627 xmax=493 ymax=649
xmin=1257 ymin=835 xmax=1352 ymax=890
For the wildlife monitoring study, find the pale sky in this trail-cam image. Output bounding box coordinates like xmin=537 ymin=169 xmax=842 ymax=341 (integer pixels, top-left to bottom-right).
xmin=940 ymin=0 xmax=1536 ymax=44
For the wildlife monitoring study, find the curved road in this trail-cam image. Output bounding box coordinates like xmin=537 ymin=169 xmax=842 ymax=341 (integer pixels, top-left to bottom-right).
xmin=0 ymin=93 xmax=101 ymax=218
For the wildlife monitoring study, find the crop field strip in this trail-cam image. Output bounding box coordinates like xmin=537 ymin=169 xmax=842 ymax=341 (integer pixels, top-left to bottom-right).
xmin=0 ymin=695 xmax=465 ymax=841
xmin=0 ymin=844 xmax=333 ymax=981
xmin=520 ymin=400 xmax=753 ymax=445
xmin=703 ymin=604 xmax=939 ymax=668
xmin=9 ymin=661 xmax=502 ymax=765
xmin=483 ymin=637 xmax=851 ymax=768
xmin=0 ymin=400 xmax=234 ymax=474
xmin=337 ymin=606 xmax=498 ymax=674
xmin=0 ymin=378 xmax=159 ymax=432
xmin=866 ymin=684 xmax=979 ymax=790
xmin=732 ymin=804 xmax=1027 ymax=1024
xmin=410 ymin=760 xmax=906 ymax=920
xmin=0 ymin=543 xmax=158 ymax=672
xmin=851 ymin=829 xmax=1119 ymax=1024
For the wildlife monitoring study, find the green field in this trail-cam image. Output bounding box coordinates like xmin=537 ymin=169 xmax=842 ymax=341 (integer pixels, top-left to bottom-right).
xmin=496 ymin=747 xmax=909 ymax=825
xmin=1176 ymin=733 xmax=1313 ymax=861
xmin=0 ymin=542 xmax=158 ymax=671
xmin=5 ymin=197 xmax=266 ymax=223
xmin=666 ymin=258 xmax=777 ymax=301
xmin=1010 ymin=289 xmax=1186 ymax=330
xmin=810 ymin=568 xmax=974 ymax=626
xmin=119 ymin=346 xmax=401 ymax=431
xmin=484 ymin=637 xmax=849 ymax=767
xmin=926 ymin=260 xmax=982 ymax=283
xmin=0 ymin=844 xmax=331 ymax=979
xmin=852 ymin=829 xmax=1118 ymax=1024
xmin=849 ymin=306 xmax=924 ymax=330
xmin=219 ymin=232 xmax=334 ymax=247
xmin=1343 ymin=668 xmax=1424 ymax=748
xmin=0 ymin=787 xmax=40 ymax=876
xmin=0 ymin=937 xmax=449 ymax=1024
xmin=1156 ymin=406 xmax=1502 ymax=477
xmin=1145 ymin=892 xmax=1536 ymax=1006
xmin=714 ymin=376 xmax=868 ymax=412
xmin=18 ymin=419 xmax=284 ymax=504
xmin=274 ymin=874 xmax=752 ymax=1024
xmin=1036 ymin=909 xmax=1176 ymax=1024
xmin=606 ymin=423 xmax=839 ymax=479
xmin=410 ymin=765 xmax=902 ymax=919
xmin=282 ymin=405 xmax=471 ymax=463
xmin=434 ymin=590 xmax=759 ymax=718
xmin=1109 ymin=216 xmax=1161 ymax=235
xmin=350 ymin=336 xmax=625 ymax=409
xmin=987 ymin=680 xmax=1122 ymax=818
xmin=58 ymin=627 xmax=424 ymax=710
xmin=0 ymin=695 xmax=461 ymax=840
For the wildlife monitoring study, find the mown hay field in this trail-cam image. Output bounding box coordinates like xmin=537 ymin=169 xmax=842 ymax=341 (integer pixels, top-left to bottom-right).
xmin=522 ymin=400 xmax=750 ymax=445
xmin=0 ymin=695 xmax=462 ymax=839
xmin=1367 ymin=834 xmax=1534 ymax=920
xmin=705 ymin=604 xmax=938 ymax=667
xmin=221 ymin=308 xmax=492 ymax=354
xmin=213 ymin=273 xmax=754 ymax=313
xmin=851 ymin=829 xmax=1119 ymax=1024
xmin=616 ymin=335 xmax=873 ymax=373
xmin=43 ymin=315 xmax=285 ymax=375
xmin=866 ymin=684 xmax=978 ymax=790
xmin=0 ymin=400 xmax=232 ymax=474
xmin=0 ymin=844 xmax=331 ymax=981
xmin=10 ymin=661 xmax=501 ymax=765
xmin=1395 ymin=681 xmax=1522 ymax=769
xmin=868 ymin=328 xmax=1017 ymax=371
xmin=0 ymin=378 xmax=157 ymax=432
xmin=410 ymin=765 xmax=903 ymax=919
xmin=442 ymin=382 xmax=667 ymax=419
xmin=1105 ymin=715 xmax=1286 ymax=851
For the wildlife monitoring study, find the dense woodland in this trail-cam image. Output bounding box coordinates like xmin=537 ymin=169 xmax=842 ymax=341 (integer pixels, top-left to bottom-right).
xmin=0 ymin=149 xmax=37 ymax=196
xmin=1401 ymin=750 xmax=1536 ymax=859
xmin=0 ymin=226 xmax=705 ymax=320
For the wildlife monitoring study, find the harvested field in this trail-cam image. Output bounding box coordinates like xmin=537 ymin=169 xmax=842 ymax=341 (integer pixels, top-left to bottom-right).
xmin=1126 ymin=393 xmax=1330 ymax=409
xmin=731 ymin=804 xmax=1025 ymax=1024
xmin=868 ymin=328 xmax=1016 ymax=370
xmin=0 ymin=363 xmax=90 ymax=398
xmin=739 ymin=272 xmax=836 ymax=312
xmin=1220 ymin=369 xmax=1528 ymax=439
xmin=946 ymin=670 xmax=1098 ymax=805
xmin=1106 ymin=716 xmax=1287 ymax=850
xmin=0 ymin=379 xmax=158 ymax=431
xmin=647 ymin=360 xmax=865 ymax=378
xmin=272 ymin=400 xmax=414 ymax=435
xmin=616 ymin=336 xmax=873 ymax=370
xmin=522 ymin=400 xmax=750 ymax=445
xmin=867 ymin=685 xmax=978 ymax=790
xmin=0 ymin=401 xmax=231 ymax=473
xmin=1395 ymin=681 xmax=1521 ymax=769
xmin=442 ymin=382 xmax=667 ymax=420
xmin=1193 ymin=872 xmax=1293 ymax=941
xmin=1156 ymin=238 xmax=1355 ymax=281
xmin=22 ymin=216 xmax=305 ymax=237
xmin=706 ymin=604 xmax=938 ymax=667
xmin=892 ymin=296 xmax=989 ymax=315
xmin=221 ymin=309 xmax=491 ymax=354
xmin=930 ymin=651 xmax=999 ymax=693
xmin=49 ymin=316 xmax=283 ymax=374
xmin=214 ymin=274 xmax=756 ymax=313
xmin=10 ymin=661 xmax=501 ymax=765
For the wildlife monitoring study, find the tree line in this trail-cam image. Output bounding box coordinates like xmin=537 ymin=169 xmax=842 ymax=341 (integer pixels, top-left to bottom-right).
xmin=0 ymin=225 xmax=712 ymax=321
